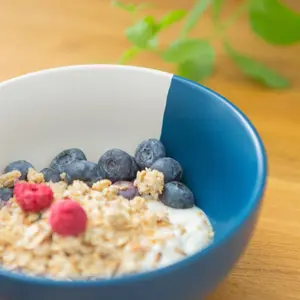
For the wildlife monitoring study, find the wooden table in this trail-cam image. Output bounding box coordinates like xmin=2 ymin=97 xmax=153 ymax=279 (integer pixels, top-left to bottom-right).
xmin=1 ymin=0 xmax=300 ymax=299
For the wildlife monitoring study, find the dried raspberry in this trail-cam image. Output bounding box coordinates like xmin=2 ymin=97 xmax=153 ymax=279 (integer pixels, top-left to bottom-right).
xmin=14 ymin=182 xmax=54 ymax=212
xmin=49 ymin=199 xmax=87 ymax=236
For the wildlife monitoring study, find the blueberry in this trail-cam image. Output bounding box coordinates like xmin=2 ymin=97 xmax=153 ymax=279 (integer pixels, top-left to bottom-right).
xmin=63 ymin=161 xmax=102 ymax=185
xmin=41 ymin=168 xmax=61 ymax=183
xmin=151 ymin=157 xmax=182 ymax=183
xmin=98 ymin=149 xmax=134 ymax=183
xmin=113 ymin=181 xmax=139 ymax=200
xmin=50 ymin=148 xmax=86 ymax=173
xmin=129 ymin=156 xmax=140 ymax=180
xmin=160 ymin=181 xmax=194 ymax=209
xmin=0 ymin=188 xmax=13 ymax=201
xmin=135 ymin=139 xmax=166 ymax=169
xmin=4 ymin=160 xmax=34 ymax=180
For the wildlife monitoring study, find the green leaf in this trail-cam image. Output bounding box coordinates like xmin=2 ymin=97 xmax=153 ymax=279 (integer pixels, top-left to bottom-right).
xmin=158 ymin=10 xmax=187 ymax=30
xmin=224 ymin=42 xmax=290 ymax=88
xmin=147 ymin=36 xmax=159 ymax=50
xmin=118 ymin=47 xmax=140 ymax=64
xmin=180 ymin=0 xmax=212 ymax=38
xmin=111 ymin=1 xmax=152 ymax=13
xmin=163 ymin=39 xmax=214 ymax=63
xmin=111 ymin=1 xmax=136 ymax=13
xmin=249 ymin=0 xmax=300 ymax=45
xmin=178 ymin=56 xmax=214 ymax=81
xmin=125 ymin=16 xmax=159 ymax=48
xmin=212 ymin=0 xmax=224 ymax=22
xmin=163 ymin=39 xmax=215 ymax=81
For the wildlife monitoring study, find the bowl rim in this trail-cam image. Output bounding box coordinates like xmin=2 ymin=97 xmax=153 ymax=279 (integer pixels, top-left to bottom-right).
xmin=0 ymin=64 xmax=268 ymax=286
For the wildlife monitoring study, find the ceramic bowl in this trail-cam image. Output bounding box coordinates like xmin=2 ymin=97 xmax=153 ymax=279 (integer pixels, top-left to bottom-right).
xmin=0 ymin=65 xmax=267 ymax=300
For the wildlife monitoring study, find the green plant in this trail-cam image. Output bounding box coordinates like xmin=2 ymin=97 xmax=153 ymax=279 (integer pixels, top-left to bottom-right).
xmin=112 ymin=0 xmax=300 ymax=88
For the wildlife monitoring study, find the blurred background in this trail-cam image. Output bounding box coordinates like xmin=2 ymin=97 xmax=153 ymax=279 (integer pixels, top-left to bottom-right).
xmin=1 ymin=0 xmax=300 ymax=299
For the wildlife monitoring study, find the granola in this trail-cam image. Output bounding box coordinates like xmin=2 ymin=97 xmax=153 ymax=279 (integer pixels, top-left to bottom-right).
xmin=134 ymin=169 xmax=164 ymax=200
xmin=27 ymin=168 xmax=45 ymax=184
xmin=0 ymin=170 xmax=22 ymax=188
xmin=0 ymin=172 xmax=213 ymax=280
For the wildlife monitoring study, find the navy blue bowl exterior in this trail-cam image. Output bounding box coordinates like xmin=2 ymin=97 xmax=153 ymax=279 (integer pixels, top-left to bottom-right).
xmin=0 ymin=75 xmax=267 ymax=300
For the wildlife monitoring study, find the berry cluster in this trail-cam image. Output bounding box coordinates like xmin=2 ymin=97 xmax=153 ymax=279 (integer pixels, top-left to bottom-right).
xmin=0 ymin=138 xmax=195 ymax=236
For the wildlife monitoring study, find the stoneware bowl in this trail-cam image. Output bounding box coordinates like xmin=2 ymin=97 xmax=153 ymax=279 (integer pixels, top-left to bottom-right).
xmin=0 ymin=65 xmax=267 ymax=300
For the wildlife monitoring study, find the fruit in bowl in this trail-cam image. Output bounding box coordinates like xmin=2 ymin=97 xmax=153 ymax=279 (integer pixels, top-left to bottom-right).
xmin=0 ymin=139 xmax=214 ymax=279
xmin=0 ymin=65 xmax=267 ymax=300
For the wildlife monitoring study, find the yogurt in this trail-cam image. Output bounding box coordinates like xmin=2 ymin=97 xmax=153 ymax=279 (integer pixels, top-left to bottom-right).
xmin=141 ymin=201 xmax=213 ymax=271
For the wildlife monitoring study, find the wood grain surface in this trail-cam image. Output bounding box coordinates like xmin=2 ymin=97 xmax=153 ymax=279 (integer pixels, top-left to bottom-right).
xmin=0 ymin=0 xmax=300 ymax=299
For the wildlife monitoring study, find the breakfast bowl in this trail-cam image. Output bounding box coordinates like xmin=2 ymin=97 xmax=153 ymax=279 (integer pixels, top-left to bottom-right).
xmin=0 ymin=65 xmax=267 ymax=300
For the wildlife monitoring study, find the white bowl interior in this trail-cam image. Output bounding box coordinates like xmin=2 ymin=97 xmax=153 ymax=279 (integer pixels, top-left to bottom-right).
xmin=0 ymin=65 xmax=172 ymax=171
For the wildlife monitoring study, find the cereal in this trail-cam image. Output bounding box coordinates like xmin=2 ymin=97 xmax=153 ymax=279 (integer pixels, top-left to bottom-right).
xmin=92 ymin=180 xmax=112 ymax=192
xmin=60 ymin=172 xmax=67 ymax=181
xmin=0 ymin=170 xmax=22 ymax=188
xmin=47 ymin=181 xmax=67 ymax=199
xmin=0 ymin=175 xmax=210 ymax=279
xmin=0 ymin=175 xmax=213 ymax=279
xmin=27 ymin=168 xmax=44 ymax=184
xmin=134 ymin=169 xmax=164 ymax=200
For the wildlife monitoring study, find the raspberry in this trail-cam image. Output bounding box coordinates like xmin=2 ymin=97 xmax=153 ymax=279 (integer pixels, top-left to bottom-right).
xmin=49 ymin=199 xmax=87 ymax=236
xmin=14 ymin=182 xmax=54 ymax=212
